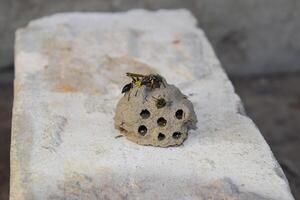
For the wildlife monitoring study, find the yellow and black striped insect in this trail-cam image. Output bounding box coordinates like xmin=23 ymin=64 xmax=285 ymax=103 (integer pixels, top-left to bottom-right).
xmin=141 ymin=74 xmax=165 ymax=89
xmin=121 ymin=73 xmax=144 ymax=94
xmin=121 ymin=72 xmax=165 ymax=94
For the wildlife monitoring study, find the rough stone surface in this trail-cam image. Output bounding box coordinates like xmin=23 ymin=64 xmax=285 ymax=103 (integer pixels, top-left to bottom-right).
xmin=114 ymin=75 xmax=197 ymax=147
xmin=11 ymin=10 xmax=295 ymax=200
xmin=1 ymin=0 xmax=300 ymax=75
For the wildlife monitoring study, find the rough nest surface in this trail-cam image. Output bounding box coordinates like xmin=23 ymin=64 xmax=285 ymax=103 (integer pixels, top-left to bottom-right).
xmin=114 ymin=75 xmax=197 ymax=147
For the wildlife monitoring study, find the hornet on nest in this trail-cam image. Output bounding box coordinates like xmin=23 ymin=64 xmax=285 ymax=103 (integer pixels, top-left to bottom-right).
xmin=121 ymin=72 xmax=166 ymax=94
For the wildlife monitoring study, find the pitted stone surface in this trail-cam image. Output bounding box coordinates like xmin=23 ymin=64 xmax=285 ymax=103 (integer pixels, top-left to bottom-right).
xmin=11 ymin=10 xmax=294 ymax=200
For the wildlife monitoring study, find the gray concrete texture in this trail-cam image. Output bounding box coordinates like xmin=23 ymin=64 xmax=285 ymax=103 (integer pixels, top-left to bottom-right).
xmin=1 ymin=0 xmax=300 ymax=75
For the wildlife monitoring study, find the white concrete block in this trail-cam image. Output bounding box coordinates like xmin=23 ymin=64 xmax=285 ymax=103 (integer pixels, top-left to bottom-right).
xmin=11 ymin=10 xmax=294 ymax=200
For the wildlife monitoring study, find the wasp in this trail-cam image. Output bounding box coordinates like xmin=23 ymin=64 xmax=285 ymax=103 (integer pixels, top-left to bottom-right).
xmin=121 ymin=73 xmax=143 ymax=94
xmin=152 ymin=95 xmax=173 ymax=109
xmin=121 ymin=72 xmax=165 ymax=94
xmin=152 ymin=96 xmax=167 ymax=108
xmin=141 ymin=74 xmax=165 ymax=89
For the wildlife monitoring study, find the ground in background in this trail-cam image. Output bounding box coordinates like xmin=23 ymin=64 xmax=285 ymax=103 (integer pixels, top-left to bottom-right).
xmin=0 ymin=68 xmax=13 ymax=200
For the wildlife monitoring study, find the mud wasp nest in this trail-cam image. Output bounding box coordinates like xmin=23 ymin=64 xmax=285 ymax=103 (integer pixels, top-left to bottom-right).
xmin=114 ymin=73 xmax=197 ymax=147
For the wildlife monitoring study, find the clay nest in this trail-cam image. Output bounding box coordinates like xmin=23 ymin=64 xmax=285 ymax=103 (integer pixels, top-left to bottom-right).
xmin=114 ymin=73 xmax=197 ymax=147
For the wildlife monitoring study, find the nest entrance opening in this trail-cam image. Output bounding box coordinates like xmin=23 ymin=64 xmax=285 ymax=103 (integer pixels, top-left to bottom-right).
xmin=175 ymin=109 xmax=184 ymax=119
xmin=158 ymin=133 xmax=166 ymax=141
xmin=138 ymin=125 xmax=147 ymax=136
xmin=140 ymin=109 xmax=150 ymax=119
xmin=157 ymin=117 xmax=167 ymax=127
xmin=172 ymin=132 xmax=182 ymax=139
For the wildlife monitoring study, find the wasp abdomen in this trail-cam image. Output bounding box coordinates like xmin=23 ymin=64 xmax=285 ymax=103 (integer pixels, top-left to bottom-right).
xmin=122 ymin=83 xmax=133 ymax=93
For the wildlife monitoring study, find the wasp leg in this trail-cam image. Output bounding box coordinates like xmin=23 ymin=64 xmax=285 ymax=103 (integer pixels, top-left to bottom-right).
xmin=151 ymin=80 xmax=155 ymax=89
xmin=131 ymin=76 xmax=137 ymax=82
xmin=152 ymin=96 xmax=157 ymax=100
xmin=143 ymin=93 xmax=150 ymax=102
xmin=127 ymin=90 xmax=132 ymax=101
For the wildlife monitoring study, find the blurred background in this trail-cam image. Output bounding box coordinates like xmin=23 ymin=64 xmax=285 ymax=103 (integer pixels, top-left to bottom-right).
xmin=0 ymin=0 xmax=299 ymax=199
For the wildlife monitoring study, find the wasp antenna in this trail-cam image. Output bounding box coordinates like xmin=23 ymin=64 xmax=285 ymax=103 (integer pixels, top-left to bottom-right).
xmin=126 ymin=72 xmax=146 ymax=77
xmin=131 ymin=76 xmax=136 ymax=82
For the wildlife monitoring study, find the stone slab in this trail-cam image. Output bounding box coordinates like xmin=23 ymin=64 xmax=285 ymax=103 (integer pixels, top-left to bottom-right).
xmin=11 ymin=10 xmax=294 ymax=200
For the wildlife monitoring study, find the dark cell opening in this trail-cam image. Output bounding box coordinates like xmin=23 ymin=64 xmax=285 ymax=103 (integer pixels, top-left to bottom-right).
xmin=158 ymin=133 xmax=166 ymax=141
xmin=172 ymin=132 xmax=182 ymax=139
xmin=140 ymin=109 xmax=150 ymax=119
xmin=156 ymin=98 xmax=166 ymax=109
xmin=138 ymin=125 xmax=147 ymax=136
xmin=175 ymin=109 xmax=184 ymax=119
xmin=157 ymin=117 xmax=167 ymax=127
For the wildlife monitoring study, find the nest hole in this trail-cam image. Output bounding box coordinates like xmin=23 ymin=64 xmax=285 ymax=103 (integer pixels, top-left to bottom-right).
xmin=158 ymin=133 xmax=166 ymax=141
xmin=175 ymin=109 xmax=184 ymax=119
xmin=140 ymin=109 xmax=150 ymax=119
xmin=138 ymin=125 xmax=147 ymax=136
xmin=156 ymin=98 xmax=166 ymax=109
xmin=172 ymin=132 xmax=182 ymax=139
xmin=157 ymin=117 xmax=167 ymax=127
